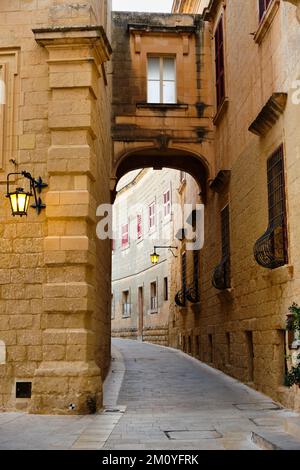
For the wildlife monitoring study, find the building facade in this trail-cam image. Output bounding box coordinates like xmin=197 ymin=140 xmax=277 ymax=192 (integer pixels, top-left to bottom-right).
xmin=111 ymin=168 xmax=181 ymax=345
xmin=0 ymin=1 xmax=112 ymax=414
xmin=1 ymin=0 xmax=300 ymax=416
xmin=170 ymin=0 xmax=300 ymax=410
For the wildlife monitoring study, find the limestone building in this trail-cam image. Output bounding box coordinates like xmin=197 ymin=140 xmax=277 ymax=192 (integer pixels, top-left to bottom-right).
xmin=170 ymin=0 xmax=300 ymax=410
xmin=111 ymin=168 xmax=181 ymax=345
xmin=0 ymin=1 xmax=113 ymax=414
xmin=1 ymin=0 xmax=300 ymax=416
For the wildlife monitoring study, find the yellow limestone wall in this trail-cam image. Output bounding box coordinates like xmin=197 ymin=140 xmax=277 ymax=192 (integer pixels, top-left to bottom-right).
xmin=0 ymin=1 xmax=112 ymax=414
xmin=169 ymin=0 xmax=300 ymax=410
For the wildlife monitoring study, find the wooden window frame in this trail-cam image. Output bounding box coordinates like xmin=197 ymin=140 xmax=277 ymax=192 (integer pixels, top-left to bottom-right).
xmin=164 ymin=277 xmax=168 ymax=301
xmin=149 ymin=201 xmax=156 ymax=231
xmin=193 ymin=250 xmax=199 ymax=296
xmin=214 ymin=16 xmax=225 ymax=109
xmin=259 ymin=0 xmax=273 ymax=22
xmin=122 ymin=290 xmax=131 ymax=318
xmin=182 ymin=251 xmax=187 ymax=294
xmin=221 ymin=204 xmax=231 ymax=288
xmin=150 ymin=281 xmax=158 ymax=311
xmin=147 ymin=56 xmax=177 ymax=104
xmin=163 ymin=189 xmax=171 ymax=218
xmin=121 ymin=223 xmax=129 ymax=249
xmin=267 ymin=144 xmax=288 ymax=264
xmin=137 ymin=214 xmax=142 ymax=240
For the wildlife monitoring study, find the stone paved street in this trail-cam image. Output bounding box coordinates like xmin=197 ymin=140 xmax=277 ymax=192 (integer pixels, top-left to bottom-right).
xmin=1 ymin=338 xmax=300 ymax=450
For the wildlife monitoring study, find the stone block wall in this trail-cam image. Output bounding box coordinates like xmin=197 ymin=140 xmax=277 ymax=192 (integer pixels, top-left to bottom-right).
xmin=169 ymin=0 xmax=300 ymax=411
xmin=0 ymin=1 xmax=112 ymax=414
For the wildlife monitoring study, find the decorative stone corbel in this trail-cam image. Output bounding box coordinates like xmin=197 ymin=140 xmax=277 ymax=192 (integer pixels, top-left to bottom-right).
xmin=283 ymin=0 xmax=300 ymax=23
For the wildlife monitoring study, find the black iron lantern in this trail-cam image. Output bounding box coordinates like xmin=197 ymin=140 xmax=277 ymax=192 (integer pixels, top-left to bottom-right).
xmin=150 ymin=245 xmax=178 ymax=264
xmin=7 ymin=187 xmax=32 ymax=217
xmin=150 ymin=249 xmax=160 ymax=265
xmin=6 ymin=171 xmax=47 ymax=217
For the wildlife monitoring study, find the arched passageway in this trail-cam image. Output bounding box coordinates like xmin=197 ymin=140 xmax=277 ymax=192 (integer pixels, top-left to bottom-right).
xmin=111 ymin=146 xmax=210 ymax=203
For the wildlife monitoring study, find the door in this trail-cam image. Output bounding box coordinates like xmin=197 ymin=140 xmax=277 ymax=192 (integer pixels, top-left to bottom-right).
xmin=138 ymin=286 xmax=144 ymax=341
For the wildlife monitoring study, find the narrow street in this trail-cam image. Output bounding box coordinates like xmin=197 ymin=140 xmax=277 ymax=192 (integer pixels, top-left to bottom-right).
xmin=0 ymin=338 xmax=300 ymax=450
xmin=103 ymin=339 xmax=300 ymax=450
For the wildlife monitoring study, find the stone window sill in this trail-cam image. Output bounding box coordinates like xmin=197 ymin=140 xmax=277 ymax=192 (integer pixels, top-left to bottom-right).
xmin=136 ymin=102 xmax=188 ymax=110
xmin=254 ymin=0 xmax=280 ymax=45
xmin=148 ymin=309 xmax=158 ymax=314
xmin=262 ymin=264 xmax=294 ymax=285
xmin=213 ymin=97 xmax=229 ymax=126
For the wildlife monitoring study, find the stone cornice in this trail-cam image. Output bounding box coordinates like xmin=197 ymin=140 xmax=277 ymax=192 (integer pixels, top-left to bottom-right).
xmin=204 ymin=0 xmax=225 ymax=21
xmin=33 ymin=25 xmax=112 ymax=62
xmin=128 ymin=24 xmax=197 ymax=35
xmin=248 ymin=93 xmax=288 ymax=136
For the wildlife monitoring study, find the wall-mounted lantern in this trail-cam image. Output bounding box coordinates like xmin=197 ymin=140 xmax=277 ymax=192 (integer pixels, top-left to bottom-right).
xmin=150 ymin=245 xmax=178 ymax=265
xmin=6 ymin=171 xmax=47 ymax=217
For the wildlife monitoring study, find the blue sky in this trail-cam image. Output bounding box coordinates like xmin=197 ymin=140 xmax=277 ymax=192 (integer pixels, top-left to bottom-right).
xmin=112 ymin=0 xmax=173 ymax=13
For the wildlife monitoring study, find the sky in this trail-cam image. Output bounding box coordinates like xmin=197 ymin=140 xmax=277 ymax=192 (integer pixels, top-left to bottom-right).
xmin=112 ymin=0 xmax=173 ymax=13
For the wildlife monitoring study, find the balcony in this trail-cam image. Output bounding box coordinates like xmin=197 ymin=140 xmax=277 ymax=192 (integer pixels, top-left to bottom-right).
xmin=175 ymin=289 xmax=186 ymax=307
xmin=253 ymin=222 xmax=287 ymax=269
xmin=212 ymin=257 xmax=230 ymax=290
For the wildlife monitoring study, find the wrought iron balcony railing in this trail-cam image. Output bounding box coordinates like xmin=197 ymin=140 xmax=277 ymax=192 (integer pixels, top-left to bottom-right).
xmin=212 ymin=257 xmax=231 ymax=290
xmin=175 ymin=289 xmax=186 ymax=307
xmin=186 ymin=285 xmax=200 ymax=303
xmin=253 ymin=221 xmax=287 ymax=269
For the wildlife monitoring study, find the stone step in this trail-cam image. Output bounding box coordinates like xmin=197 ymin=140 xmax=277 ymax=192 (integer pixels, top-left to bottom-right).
xmin=251 ymin=431 xmax=300 ymax=450
xmin=284 ymin=418 xmax=300 ymax=440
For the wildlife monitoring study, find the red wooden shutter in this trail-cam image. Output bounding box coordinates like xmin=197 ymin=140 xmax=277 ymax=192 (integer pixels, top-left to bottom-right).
xmin=149 ymin=203 xmax=155 ymax=229
xmin=215 ymin=16 xmax=225 ymax=108
xmin=259 ymin=0 xmax=272 ymax=21
xmin=163 ymin=190 xmax=171 ymax=217
xmin=121 ymin=223 xmax=129 ymax=247
xmin=137 ymin=214 xmax=142 ymax=239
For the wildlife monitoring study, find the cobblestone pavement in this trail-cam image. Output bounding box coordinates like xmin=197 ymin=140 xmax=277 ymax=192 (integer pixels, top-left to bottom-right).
xmin=0 ymin=338 xmax=300 ymax=450
xmin=103 ymin=339 xmax=300 ymax=450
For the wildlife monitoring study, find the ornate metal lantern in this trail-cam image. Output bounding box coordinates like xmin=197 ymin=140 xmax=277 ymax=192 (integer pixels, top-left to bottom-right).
xmin=6 ymin=171 xmax=47 ymax=217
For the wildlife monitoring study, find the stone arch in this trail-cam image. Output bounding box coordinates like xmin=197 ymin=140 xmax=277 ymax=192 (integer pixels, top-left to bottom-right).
xmin=0 ymin=340 xmax=6 ymax=364
xmin=111 ymin=146 xmax=210 ymax=202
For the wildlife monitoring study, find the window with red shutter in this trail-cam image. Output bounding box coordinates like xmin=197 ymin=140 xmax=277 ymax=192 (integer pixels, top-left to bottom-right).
xmin=215 ymin=16 xmax=225 ymax=109
xmin=137 ymin=214 xmax=142 ymax=240
xmin=259 ymin=0 xmax=272 ymax=21
xmin=149 ymin=202 xmax=155 ymax=230
xmin=121 ymin=223 xmax=129 ymax=248
xmin=163 ymin=190 xmax=171 ymax=217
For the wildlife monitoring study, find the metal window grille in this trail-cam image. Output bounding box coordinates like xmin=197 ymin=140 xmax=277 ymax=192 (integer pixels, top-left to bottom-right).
xmin=254 ymin=145 xmax=288 ymax=269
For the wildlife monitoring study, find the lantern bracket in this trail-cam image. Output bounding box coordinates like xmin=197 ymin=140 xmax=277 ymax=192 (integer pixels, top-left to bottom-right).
xmin=6 ymin=171 xmax=48 ymax=216
xmin=154 ymin=245 xmax=178 ymax=258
